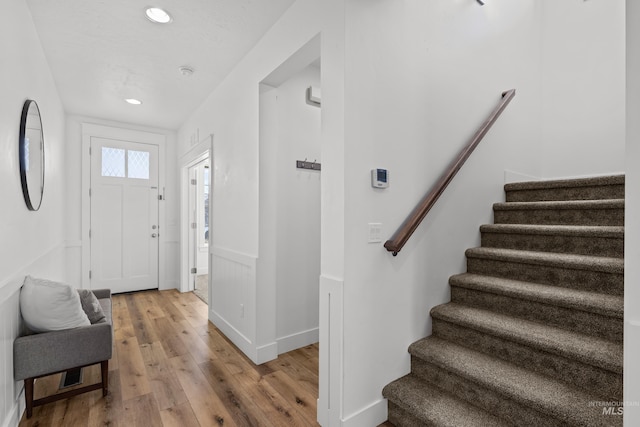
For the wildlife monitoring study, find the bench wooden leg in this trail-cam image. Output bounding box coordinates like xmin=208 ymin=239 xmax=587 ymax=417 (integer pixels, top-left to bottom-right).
xmin=101 ymin=360 xmax=109 ymax=397
xmin=25 ymin=378 xmax=34 ymax=419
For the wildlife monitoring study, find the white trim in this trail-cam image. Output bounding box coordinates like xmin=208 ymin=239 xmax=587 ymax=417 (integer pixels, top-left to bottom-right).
xmin=256 ymin=342 xmax=279 ymax=364
xmin=1 ymin=389 xmax=22 ymax=427
xmin=0 ymin=242 xmax=66 ymax=427
xmin=277 ymin=327 xmax=319 ymax=355
xmin=341 ymin=398 xmax=388 ymax=427
xmin=65 ymin=240 xmax=82 ymax=248
xmin=81 ymin=123 xmax=167 ymax=290
xmin=318 ymin=275 xmax=344 ymax=427
xmin=504 ymin=170 xmax=540 ymax=184
xmin=211 ymin=246 xmax=257 ymax=264
xmin=0 ymin=241 xmax=66 ymax=305
xmin=179 ymin=135 xmax=212 ymax=294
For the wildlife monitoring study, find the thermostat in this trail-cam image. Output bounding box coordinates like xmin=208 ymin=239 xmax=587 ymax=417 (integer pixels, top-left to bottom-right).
xmin=371 ymin=168 xmax=389 ymax=188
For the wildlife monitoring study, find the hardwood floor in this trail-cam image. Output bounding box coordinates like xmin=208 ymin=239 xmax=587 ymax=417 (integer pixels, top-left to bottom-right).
xmin=19 ymin=289 xmax=320 ymax=427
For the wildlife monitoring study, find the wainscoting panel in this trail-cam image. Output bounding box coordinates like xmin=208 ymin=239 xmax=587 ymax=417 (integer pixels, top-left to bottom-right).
xmin=209 ymin=247 xmax=258 ymax=362
xmin=0 ymin=243 xmax=66 ymax=427
xmin=318 ymin=275 xmax=344 ymax=427
xmin=0 ymin=284 xmax=22 ymax=427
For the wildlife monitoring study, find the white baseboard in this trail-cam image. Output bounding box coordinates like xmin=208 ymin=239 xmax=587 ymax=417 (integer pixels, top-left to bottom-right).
xmin=209 ymin=308 xmax=254 ymax=358
xmin=1 ymin=388 xmax=23 ymax=427
xmin=256 ymin=342 xmax=278 ymax=364
xmin=209 ymin=308 xmax=277 ymax=365
xmin=277 ymin=327 xmax=319 ymax=355
xmin=341 ymin=398 xmax=388 ymax=427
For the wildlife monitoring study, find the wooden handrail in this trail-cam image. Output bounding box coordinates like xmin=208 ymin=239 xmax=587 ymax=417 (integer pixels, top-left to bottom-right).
xmin=384 ymin=89 xmax=516 ymax=256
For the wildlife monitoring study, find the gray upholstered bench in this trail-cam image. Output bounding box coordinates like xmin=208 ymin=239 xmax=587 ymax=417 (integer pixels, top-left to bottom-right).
xmin=14 ymin=289 xmax=113 ymax=418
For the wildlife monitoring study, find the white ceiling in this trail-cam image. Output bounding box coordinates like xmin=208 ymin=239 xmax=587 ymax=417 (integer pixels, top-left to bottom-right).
xmin=26 ymin=0 xmax=295 ymax=130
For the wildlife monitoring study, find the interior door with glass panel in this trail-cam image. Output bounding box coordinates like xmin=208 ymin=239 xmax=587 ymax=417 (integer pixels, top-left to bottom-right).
xmin=90 ymin=137 xmax=159 ymax=293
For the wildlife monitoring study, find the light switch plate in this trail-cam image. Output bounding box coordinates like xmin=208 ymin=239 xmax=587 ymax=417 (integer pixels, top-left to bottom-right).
xmin=368 ymin=223 xmax=382 ymax=243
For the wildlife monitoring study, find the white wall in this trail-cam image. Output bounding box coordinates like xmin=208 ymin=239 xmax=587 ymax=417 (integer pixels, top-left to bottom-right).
xmin=341 ymin=1 xmax=542 ymax=421
xmin=0 ymin=1 xmax=67 ymax=425
xmin=340 ymin=0 xmax=626 ymax=424
xmin=64 ymin=116 xmax=180 ymax=290
xmin=178 ymin=0 xmax=625 ymax=425
xmin=625 ymin=0 xmax=640 ymax=423
xmin=269 ymin=65 xmax=321 ymax=353
xmin=178 ymin=0 xmax=343 ymax=360
xmin=540 ymin=0 xmax=625 ymax=178
xmin=178 ymin=2 xmax=345 ymax=424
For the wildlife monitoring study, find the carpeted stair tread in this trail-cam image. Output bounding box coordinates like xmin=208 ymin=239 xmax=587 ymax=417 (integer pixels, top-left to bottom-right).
xmin=383 ymin=374 xmax=511 ymax=427
xmin=449 ymin=273 xmax=623 ymax=319
xmin=409 ymin=337 xmax=620 ymax=427
xmin=430 ymin=303 xmax=622 ymax=373
xmin=384 ymin=175 xmax=624 ymax=426
xmin=465 ymin=247 xmax=623 ymax=274
xmin=505 ymin=175 xmax=624 ymax=192
xmin=493 ymin=199 xmax=624 ymax=211
xmin=479 ymin=224 xmax=624 ymax=239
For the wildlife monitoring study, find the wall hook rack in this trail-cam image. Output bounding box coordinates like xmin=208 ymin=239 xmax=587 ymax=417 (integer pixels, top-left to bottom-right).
xmin=296 ymin=159 xmax=321 ymax=171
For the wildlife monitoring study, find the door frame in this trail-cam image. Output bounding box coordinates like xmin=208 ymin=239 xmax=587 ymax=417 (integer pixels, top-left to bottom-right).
xmin=81 ymin=123 xmax=166 ymax=290
xmin=179 ymin=134 xmax=213 ymax=294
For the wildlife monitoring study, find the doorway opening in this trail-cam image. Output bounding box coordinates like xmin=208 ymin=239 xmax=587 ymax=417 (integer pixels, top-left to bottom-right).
xmin=179 ymin=135 xmax=212 ymax=303
xmin=259 ymin=35 xmax=321 ymax=356
xmin=188 ymin=158 xmax=210 ymax=303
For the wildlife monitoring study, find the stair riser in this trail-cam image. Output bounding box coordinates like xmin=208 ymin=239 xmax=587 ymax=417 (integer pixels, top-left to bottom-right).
xmin=410 ymin=359 xmax=565 ymax=427
xmin=450 ymin=287 xmax=623 ymax=342
xmin=494 ymin=207 xmax=624 ymax=226
xmin=466 ymin=258 xmax=623 ymax=296
xmin=480 ymin=231 xmax=623 ymax=258
xmin=505 ymin=185 xmax=625 ymax=203
xmin=432 ymin=320 xmax=622 ymax=401
xmin=387 ymin=402 xmax=437 ymax=427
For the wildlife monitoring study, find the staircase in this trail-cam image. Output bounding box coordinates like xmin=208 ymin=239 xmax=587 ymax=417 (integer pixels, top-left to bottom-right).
xmin=383 ymin=175 xmax=624 ymax=427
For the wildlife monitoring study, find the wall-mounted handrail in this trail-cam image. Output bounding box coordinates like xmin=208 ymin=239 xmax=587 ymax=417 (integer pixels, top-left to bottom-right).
xmin=384 ymin=89 xmax=516 ymax=256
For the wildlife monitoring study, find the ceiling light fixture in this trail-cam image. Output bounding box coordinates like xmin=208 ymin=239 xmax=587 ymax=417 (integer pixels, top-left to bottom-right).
xmin=476 ymin=0 xmax=485 ymax=4
xmin=145 ymin=7 xmax=172 ymax=24
xmin=178 ymin=66 xmax=195 ymax=76
xmin=125 ymin=98 xmax=143 ymax=105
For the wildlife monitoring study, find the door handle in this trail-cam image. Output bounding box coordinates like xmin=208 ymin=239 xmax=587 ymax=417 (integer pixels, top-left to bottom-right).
xmin=151 ymin=233 xmax=158 ymax=238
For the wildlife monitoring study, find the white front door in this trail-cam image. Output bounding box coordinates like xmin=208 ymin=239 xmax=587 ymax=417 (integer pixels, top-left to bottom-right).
xmin=90 ymin=137 xmax=159 ymax=293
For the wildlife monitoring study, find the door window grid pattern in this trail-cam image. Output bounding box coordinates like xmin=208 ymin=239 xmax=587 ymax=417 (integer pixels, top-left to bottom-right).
xmin=101 ymin=147 xmax=150 ymax=180
xmin=101 ymin=147 xmax=125 ymax=177
xmin=128 ymin=150 xmax=150 ymax=179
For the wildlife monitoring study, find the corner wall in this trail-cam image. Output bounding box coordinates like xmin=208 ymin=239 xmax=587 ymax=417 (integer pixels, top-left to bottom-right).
xmin=540 ymin=0 xmax=625 ymax=178
xmin=0 ymin=1 xmax=67 ymax=425
xmin=341 ymin=0 xmax=542 ymax=421
xmin=341 ymin=0 xmax=625 ymax=423
xmin=177 ymin=2 xmax=345 ymax=424
xmin=625 ymin=0 xmax=640 ymax=423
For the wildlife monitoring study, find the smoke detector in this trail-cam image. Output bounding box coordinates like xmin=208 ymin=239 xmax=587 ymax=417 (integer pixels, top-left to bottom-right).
xmin=178 ymin=66 xmax=195 ymax=77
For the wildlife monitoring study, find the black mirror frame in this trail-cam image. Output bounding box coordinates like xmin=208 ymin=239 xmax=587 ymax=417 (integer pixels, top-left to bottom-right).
xmin=19 ymin=99 xmax=45 ymax=211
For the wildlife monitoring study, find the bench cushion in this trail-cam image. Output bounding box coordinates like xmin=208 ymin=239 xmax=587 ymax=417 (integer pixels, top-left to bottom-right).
xmin=19 ymin=276 xmax=90 ymax=333
xmin=14 ymin=289 xmax=113 ymax=381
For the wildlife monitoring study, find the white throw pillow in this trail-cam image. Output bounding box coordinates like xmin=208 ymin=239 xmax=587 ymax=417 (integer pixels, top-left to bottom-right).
xmin=20 ymin=276 xmax=90 ymax=333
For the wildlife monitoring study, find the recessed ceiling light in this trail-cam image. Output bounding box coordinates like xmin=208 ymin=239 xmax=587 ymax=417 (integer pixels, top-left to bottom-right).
xmin=125 ymin=98 xmax=143 ymax=105
xmin=145 ymin=7 xmax=172 ymax=24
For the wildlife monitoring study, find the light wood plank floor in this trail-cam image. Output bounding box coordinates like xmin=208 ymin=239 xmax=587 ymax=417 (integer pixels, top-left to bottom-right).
xmin=19 ymin=289 xmax=321 ymax=427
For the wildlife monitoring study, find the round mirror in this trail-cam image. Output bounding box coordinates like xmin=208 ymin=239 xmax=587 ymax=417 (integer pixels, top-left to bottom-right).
xmin=19 ymin=100 xmax=45 ymax=211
